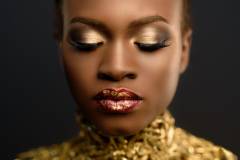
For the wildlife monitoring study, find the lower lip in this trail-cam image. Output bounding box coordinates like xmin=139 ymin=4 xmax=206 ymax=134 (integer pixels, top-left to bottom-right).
xmin=96 ymin=99 xmax=142 ymax=113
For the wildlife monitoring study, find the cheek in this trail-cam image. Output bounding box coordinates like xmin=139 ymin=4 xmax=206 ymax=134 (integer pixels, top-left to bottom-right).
xmin=61 ymin=45 xmax=97 ymax=103
xmin=140 ymin=46 xmax=181 ymax=113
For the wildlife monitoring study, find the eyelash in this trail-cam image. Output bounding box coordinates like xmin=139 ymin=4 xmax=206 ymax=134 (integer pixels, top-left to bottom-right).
xmin=69 ymin=40 xmax=104 ymax=52
xmin=134 ymin=40 xmax=169 ymax=52
xmin=69 ymin=39 xmax=169 ymax=52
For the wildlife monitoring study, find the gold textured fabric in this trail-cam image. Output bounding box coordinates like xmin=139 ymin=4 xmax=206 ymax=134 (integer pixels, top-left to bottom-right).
xmin=16 ymin=111 xmax=237 ymax=160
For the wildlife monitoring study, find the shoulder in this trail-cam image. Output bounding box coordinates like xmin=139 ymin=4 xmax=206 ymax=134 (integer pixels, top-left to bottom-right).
xmin=174 ymin=127 xmax=238 ymax=160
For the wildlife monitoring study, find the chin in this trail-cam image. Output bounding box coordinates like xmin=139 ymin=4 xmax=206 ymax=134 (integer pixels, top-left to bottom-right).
xmin=91 ymin=113 xmax=150 ymax=137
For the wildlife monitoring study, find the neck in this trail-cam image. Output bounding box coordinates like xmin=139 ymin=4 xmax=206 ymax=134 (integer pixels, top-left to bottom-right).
xmin=72 ymin=111 xmax=175 ymax=159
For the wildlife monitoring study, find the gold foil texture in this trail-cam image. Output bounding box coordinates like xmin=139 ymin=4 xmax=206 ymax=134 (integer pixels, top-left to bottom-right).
xmin=16 ymin=111 xmax=237 ymax=160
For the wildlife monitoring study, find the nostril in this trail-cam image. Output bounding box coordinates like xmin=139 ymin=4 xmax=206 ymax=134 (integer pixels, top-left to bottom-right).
xmin=128 ymin=73 xmax=137 ymax=79
xmin=98 ymin=72 xmax=116 ymax=81
xmin=97 ymin=72 xmax=137 ymax=81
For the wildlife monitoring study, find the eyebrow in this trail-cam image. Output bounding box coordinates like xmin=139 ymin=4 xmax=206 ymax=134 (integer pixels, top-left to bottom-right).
xmin=70 ymin=17 xmax=110 ymax=36
xmin=69 ymin=15 xmax=168 ymax=34
xmin=129 ymin=15 xmax=168 ymax=29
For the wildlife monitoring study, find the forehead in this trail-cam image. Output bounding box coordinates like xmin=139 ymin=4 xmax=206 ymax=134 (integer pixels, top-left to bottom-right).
xmin=63 ymin=0 xmax=182 ymax=29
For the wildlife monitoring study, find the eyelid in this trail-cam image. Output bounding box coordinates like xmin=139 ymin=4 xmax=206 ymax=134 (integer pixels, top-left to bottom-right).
xmin=134 ymin=40 xmax=170 ymax=52
xmin=81 ymin=31 xmax=105 ymax=43
xmin=67 ymin=27 xmax=106 ymax=44
xmin=67 ymin=28 xmax=105 ymax=52
xmin=130 ymin=27 xmax=170 ymax=44
xmin=68 ymin=39 xmax=104 ymax=52
xmin=131 ymin=35 xmax=169 ymax=45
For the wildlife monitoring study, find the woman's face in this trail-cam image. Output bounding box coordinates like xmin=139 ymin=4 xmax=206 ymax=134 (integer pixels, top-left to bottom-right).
xmin=60 ymin=0 xmax=192 ymax=136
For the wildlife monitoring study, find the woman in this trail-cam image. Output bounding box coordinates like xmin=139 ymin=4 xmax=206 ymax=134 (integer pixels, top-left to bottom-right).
xmin=16 ymin=0 xmax=237 ymax=159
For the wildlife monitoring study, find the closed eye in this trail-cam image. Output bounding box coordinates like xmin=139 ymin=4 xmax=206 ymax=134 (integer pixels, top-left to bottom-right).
xmin=69 ymin=41 xmax=104 ymax=52
xmin=134 ymin=40 xmax=169 ymax=52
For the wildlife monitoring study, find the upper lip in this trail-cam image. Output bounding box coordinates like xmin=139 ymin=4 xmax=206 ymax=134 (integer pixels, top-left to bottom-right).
xmin=93 ymin=88 xmax=144 ymax=101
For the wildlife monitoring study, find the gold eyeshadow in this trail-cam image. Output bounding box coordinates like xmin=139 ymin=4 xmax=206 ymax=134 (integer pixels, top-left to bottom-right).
xmin=81 ymin=31 xmax=104 ymax=43
xmin=68 ymin=28 xmax=105 ymax=44
xmin=132 ymin=27 xmax=169 ymax=44
xmin=68 ymin=26 xmax=169 ymax=44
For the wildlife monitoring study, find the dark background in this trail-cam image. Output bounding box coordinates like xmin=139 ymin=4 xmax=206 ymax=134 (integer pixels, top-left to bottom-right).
xmin=1 ymin=1 xmax=239 ymax=159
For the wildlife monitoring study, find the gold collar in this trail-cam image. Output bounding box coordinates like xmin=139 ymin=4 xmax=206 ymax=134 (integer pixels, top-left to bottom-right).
xmin=72 ymin=111 xmax=175 ymax=159
xmin=16 ymin=111 xmax=237 ymax=160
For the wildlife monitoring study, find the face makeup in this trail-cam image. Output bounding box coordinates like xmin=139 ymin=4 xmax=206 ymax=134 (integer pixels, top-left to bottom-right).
xmin=93 ymin=88 xmax=143 ymax=113
xmin=61 ymin=0 xmax=189 ymax=136
xmin=133 ymin=27 xmax=169 ymax=44
xmin=66 ymin=28 xmax=105 ymax=51
xmin=68 ymin=28 xmax=104 ymax=43
xmin=132 ymin=27 xmax=171 ymax=52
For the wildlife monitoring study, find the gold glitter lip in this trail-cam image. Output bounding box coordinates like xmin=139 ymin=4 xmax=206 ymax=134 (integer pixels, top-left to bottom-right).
xmin=98 ymin=99 xmax=141 ymax=112
xmin=93 ymin=88 xmax=144 ymax=101
xmin=93 ymin=88 xmax=143 ymax=113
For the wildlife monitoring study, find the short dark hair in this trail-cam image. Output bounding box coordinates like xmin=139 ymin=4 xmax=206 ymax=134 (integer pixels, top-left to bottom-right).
xmin=182 ymin=0 xmax=192 ymax=32
xmin=53 ymin=0 xmax=192 ymax=41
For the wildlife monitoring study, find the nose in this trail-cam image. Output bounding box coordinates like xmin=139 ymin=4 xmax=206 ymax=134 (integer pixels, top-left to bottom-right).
xmin=97 ymin=41 xmax=137 ymax=82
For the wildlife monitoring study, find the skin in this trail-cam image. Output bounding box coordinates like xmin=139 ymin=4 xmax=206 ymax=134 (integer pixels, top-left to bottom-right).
xmin=59 ymin=0 xmax=192 ymax=136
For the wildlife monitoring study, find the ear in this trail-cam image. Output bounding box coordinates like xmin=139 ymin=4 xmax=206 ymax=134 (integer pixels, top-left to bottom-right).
xmin=179 ymin=29 xmax=192 ymax=74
